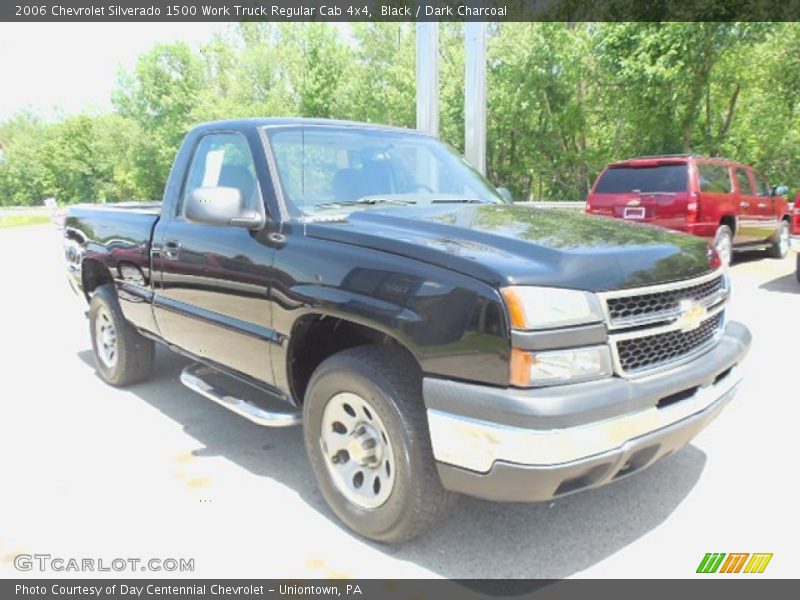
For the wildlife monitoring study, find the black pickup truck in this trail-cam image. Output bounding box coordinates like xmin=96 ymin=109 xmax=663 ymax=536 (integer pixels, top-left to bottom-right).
xmin=64 ymin=118 xmax=751 ymax=543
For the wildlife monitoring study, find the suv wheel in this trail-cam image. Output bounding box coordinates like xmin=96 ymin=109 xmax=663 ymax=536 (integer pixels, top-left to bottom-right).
xmin=713 ymin=224 xmax=734 ymax=266
xmin=89 ymin=284 xmax=155 ymax=386
xmin=796 ymin=253 xmax=800 ymax=283
xmin=767 ymin=220 xmax=791 ymax=259
xmin=303 ymin=345 xmax=455 ymax=543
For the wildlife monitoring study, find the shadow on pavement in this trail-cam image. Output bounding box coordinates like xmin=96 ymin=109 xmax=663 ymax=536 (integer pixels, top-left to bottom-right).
xmin=759 ymin=272 xmax=800 ymax=295
xmin=77 ymin=347 xmax=706 ymax=580
xmin=730 ymin=250 xmax=770 ymax=265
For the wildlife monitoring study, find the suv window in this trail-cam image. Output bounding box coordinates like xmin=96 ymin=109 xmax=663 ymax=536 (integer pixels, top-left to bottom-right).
xmin=181 ymin=133 xmax=261 ymax=216
xmin=698 ymin=164 xmax=732 ymax=193
xmin=752 ymin=172 xmax=770 ymax=196
xmin=593 ymin=165 xmax=688 ymax=194
xmin=735 ymin=168 xmax=753 ymax=195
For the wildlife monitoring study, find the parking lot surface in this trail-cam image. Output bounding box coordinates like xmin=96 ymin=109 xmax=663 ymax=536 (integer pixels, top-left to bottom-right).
xmin=1 ymin=225 xmax=797 ymax=578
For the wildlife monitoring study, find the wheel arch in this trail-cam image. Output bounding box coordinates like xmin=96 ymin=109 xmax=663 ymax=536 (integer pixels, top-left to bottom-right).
xmin=286 ymin=313 xmax=420 ymax=406
xmin=719 ymin=214 xmax=737 ymax=235
xmin=81 ymin=257 xmax=115 ymax=301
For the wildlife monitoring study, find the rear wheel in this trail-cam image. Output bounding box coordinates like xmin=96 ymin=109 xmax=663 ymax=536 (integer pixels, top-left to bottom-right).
xmin=713 ymin=224 xmax=734 ymax=267
xmin=767 ymin=220 xmax=791 ymax=259
xmin=89 ymin=284 xmax=154 ymax=386
xmin=303 ymin=345 xmax=455 ymax=543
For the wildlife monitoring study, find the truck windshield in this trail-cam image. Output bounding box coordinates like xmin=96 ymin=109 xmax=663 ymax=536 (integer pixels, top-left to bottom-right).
xmin=267 ymin=126 xmax=503 ymax=214
xmin=594 ymin=165 xmax=688 ymax=194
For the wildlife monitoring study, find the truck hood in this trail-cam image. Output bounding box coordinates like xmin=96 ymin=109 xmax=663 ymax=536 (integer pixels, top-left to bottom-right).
xmin=304 ymin=204 xmax=714 ymax=291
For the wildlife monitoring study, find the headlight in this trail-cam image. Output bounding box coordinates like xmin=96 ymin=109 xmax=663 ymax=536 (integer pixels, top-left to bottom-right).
xmin=511 ymin=346 xmax=613 ymax=387
xmin=501 ymin=286 xmax=604 ymax=330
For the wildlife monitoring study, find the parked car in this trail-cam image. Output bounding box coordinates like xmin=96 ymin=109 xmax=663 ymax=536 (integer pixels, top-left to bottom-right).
xmin=792 ymin=190 xmax=800 ymax=236
xmin=586 ymin=155 xmax=792 ymax=265
xmin=63 ymin=120 xmax=751 ymax=543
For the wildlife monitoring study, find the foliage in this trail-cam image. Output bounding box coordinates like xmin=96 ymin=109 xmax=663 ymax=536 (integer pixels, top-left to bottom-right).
xmin=0 ymin=213 xmax=50 ymax=229
xmin=3 ymin=22 xmax=800 ymax=206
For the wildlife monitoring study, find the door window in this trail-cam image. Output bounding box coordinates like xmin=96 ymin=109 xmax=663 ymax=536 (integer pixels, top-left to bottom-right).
xmin=735 ymin=169 xmax=753 ymax=195
xmin=180 ymin=133 xmax=261 ymax=217
xmin=698 ymin=164 xmax=732 ymax=193
xmin=752 ymin=172 xmax=770 ymax=197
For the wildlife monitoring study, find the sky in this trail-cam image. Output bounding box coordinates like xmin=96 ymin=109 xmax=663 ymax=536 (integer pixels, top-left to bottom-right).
xmin=0 ymin=22 xmax=356 ymax=123
xmin=0 ymin=22 xmax=231 ymax=121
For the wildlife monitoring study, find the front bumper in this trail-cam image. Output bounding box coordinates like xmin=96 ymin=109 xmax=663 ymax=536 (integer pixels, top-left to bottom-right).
xmin=424 ymin=321 xmax=751 ymax=502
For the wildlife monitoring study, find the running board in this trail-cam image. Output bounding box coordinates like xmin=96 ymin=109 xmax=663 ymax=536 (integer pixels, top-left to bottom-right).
xmin=733 ymin=243 xmax=769 ymax=252
xmin=180 ymin=364 xmax=301 ymax=427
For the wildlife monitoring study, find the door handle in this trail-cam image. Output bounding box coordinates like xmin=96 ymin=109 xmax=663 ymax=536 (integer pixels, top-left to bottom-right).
xmin=739 ymin=201 xmax=750 ymax=209
xmin=163 ymin=240 xmax=181 ymax=260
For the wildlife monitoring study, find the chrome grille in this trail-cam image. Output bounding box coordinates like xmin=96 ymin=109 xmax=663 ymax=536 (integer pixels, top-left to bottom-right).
xmin=599 ymin=269 xmax=728 ymax=378
xmin=614 ymin=313 xmax=723 ymax=375
xmin=605 ymin=274 xmax=725 ymax=329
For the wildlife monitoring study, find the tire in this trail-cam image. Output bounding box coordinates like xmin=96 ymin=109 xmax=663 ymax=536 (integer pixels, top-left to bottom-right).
xmin=767 ymin=220 xmax=791 ymax=259
xmin=89 ymin=284 xmax=155 ymax=386
xmin=712 ymin=224 xmax=734 ymax=267
xmin=303 ymin=344 xmax=455 ymax=543
xmin=796 ymin=253 xmax=800 ymax=283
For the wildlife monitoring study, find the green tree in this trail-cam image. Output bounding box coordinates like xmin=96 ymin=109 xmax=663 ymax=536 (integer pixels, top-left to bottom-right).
xmin=0 ymin=112 xmax=52 ymax=206
xmin=113 ymin=42 xmax=206 ymax=199
xmin=339 ymin=23 xmax=416 ymax=127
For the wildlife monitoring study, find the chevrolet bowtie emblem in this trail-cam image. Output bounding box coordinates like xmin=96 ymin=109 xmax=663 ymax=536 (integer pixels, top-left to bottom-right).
xmin=677 ymin=300 xmax=707 ymax=332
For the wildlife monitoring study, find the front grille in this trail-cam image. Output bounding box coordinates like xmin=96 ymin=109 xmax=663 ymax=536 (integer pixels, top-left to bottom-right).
xmin=615 ymin=313 xmax=723 ymax=375
xmin=606 ymin=275 xmax=724 ymax=327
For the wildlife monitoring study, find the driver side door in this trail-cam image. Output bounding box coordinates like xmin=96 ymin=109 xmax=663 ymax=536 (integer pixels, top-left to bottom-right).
xmin=153 ymin=131 xmax=278 ymax=385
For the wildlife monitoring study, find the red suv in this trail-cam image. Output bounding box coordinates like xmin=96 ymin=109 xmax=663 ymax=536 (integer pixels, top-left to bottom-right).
xmin=586 ymin=155 xmax=792 ymax=265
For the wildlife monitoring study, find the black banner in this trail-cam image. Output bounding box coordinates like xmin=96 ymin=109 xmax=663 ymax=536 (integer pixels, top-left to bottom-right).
xmin=3 ymin=580 xmax=799 ymax=600
xmin=2 ymin=0 xmax=800 ymax=22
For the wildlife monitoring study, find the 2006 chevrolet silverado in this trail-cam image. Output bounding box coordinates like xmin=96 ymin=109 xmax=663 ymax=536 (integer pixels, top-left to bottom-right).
xmin=64 ymin=119 xmax=751 ymax=543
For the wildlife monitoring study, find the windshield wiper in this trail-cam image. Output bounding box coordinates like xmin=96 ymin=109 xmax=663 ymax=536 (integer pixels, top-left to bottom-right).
xmin=311 ymin=196 xmax=417 ymax=210
xmin=430 ymin=198 xmax=484 ymax=204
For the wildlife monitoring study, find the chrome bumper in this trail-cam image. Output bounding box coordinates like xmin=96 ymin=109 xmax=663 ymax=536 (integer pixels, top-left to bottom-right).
xmin=424 ymin=321 xmax=751 ymax=501
xmin=428 ymin=364 xmax=742 ymax=473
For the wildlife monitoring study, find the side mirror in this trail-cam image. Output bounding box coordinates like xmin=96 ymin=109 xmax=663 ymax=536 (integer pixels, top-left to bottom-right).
xmin=773 ymin=185 xmax=789 ymax=197
xmin=497 ymin=187 xmax=514 ymax=203
xmin=185 ymin=187 xmax=265 ymax=229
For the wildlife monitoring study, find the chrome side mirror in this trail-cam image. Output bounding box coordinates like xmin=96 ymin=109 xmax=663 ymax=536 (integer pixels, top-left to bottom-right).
xmin=773 ymin=185 xmax=789 ymax=197
xmin=185 ymin=187 xmax=264 ymax=229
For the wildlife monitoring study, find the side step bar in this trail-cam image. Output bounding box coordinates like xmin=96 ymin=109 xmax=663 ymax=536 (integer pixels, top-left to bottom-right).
xmin=180 ymin=364 xmax=301 ymax=427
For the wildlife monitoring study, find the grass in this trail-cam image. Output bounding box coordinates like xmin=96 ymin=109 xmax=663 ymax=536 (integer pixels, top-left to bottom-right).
xmin=0 ymin=214 xmax=51 ymax=229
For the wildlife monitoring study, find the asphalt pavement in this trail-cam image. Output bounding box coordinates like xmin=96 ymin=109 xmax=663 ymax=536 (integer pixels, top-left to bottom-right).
xmin=1 ymin=225 xmax=797 ymax=579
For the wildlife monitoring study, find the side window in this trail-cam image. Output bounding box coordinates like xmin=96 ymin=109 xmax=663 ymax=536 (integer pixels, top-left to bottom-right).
xmin=180 ymin=133 xmax=261 ymax=217
xmin=752 ymin=172 xmax=770 ymax=197
xmin=735 ymin=169 xmax=752 ymax=195
xmin=698 ymin=164 xmax=732 ymax=194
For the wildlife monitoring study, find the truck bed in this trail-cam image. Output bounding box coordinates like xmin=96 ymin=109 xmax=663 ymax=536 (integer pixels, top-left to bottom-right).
xmin=64 ymin=202 xmax=162 ymax=298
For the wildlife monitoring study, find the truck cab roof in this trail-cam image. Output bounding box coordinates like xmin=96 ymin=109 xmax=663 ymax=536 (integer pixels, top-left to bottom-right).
xmin=191 ymin=117 xmax=431 ymax=137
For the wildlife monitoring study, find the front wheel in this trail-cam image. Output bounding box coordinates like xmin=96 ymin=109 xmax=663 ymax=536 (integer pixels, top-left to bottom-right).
xmin=767 ymin=220 xmax=791 ymax=259
xmin=303 ymin=345 xmax=455 ymax=543
xmin=89 ymin=284 xmax=155 ymax=386
xmin=713 ymin=224 xmax=734 ymax=267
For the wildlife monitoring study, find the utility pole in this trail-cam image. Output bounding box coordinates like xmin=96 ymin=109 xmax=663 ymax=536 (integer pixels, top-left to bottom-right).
xmin=415 ymin=22 xmax=440 ymax=137
xmin=464 ymin=21 xmax=487 ymax=174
